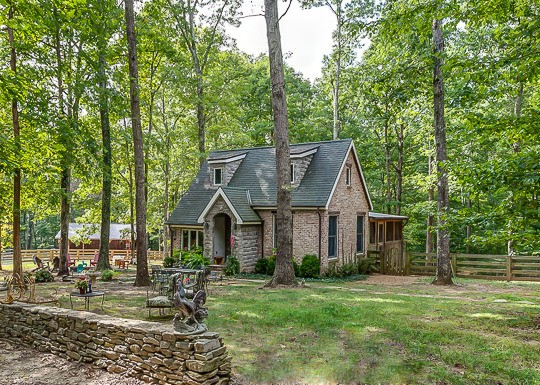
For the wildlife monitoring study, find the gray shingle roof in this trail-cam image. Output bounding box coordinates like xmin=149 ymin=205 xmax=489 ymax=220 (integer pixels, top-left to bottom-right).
xmin=167 ymin=139 xmax=353 ymax=226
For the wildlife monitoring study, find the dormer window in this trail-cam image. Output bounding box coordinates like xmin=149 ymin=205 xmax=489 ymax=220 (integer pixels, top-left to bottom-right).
xmin=214 ymin=167 xmax=223 ymax=186
xmin=346 ymin=166 xmax=351 ymax=187
xmin=290 ymin=163 xmax=295 ymax=183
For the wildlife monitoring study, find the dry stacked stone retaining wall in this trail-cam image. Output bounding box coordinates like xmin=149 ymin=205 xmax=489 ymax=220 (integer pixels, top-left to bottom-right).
xmin=0 ymin=303 xmax=231 ymax=385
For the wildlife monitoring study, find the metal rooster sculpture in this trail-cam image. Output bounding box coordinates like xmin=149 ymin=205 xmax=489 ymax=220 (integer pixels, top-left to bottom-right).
xmin=172 ymin=280 xmax=208 ymax=334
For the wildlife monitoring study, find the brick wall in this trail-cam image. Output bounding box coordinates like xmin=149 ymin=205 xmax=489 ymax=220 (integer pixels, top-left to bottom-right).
xmin=325 ymin=149 xmax=370 ymax=269
xmin=0 ymin=303 xmax=230 ymax=385
xmin=292 ymin=211 xmax=320 ymax=263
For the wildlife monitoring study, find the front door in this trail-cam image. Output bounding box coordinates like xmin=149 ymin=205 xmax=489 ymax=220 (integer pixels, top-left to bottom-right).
xmin=213 ymin=214 xmax=231 ymax=264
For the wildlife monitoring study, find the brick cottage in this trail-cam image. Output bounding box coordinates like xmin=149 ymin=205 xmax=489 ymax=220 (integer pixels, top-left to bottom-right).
xmin=166 ymin=139 xmax=406 ymax=272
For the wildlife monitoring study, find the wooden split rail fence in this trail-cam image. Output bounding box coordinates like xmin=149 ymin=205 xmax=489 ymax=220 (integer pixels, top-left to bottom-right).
xmin=408 ymin=252 xmax=540 ymax=282
xmin=369 ymin=249 xmax=540 ymax=282
xmin=2 ymin=249 xmax=166 ymax=266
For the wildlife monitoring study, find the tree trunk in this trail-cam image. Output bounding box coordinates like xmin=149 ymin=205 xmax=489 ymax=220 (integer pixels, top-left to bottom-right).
xmin=384 ymin=120 xmax=392 ymax=214
xmin=507 ymin=81 xmax=523 ymax=255
xmin=53 ymin=9 xmax=71 ymax=277
xmin=125 ymin=0 xmax=150 ymax=286
xmin=59 ymin=168 xmax=71 ymax=276
xmin=426 ymin=153 xmax=435 ymax=253
xmin=8 ymin=3 xmax=22 ymax=279
xmin=26 ymin=212 xmax=34 ymax=249
xmin=0 ymin=224 xmax=3 ymax=270
xmin=196 ymin=77 xmax=206 ymax=164
xmin=97 ymin=48 xmax=112 ymax=271
xmin=395 ymin=123 xmax=404 ymax=215
xmin=432 ymin=19 xmax=452 ymax=285
xmin=332 ymin=11 xmax=341 ymax=140
xmin=264 ymin=0 xmax=296 ymax=287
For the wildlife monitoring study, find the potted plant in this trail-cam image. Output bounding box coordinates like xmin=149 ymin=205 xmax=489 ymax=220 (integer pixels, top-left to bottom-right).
xmin=74 ymin=278 xmax=89 ymax=294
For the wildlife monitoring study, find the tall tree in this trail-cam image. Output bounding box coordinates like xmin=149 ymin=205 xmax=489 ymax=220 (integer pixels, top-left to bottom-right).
xmin=432 ymin=18 xmax=452 ymax=285
xmin=264 ymin=0 xmax=296 ymax=287
xmin=95 ymin=0 xmax=114 ymax=270
xmin=301 ymin=0 xmax=346 ymax=140
xmin=124 ymin=0 xmax=150 ymax=286
xmin=7 ymin=2 xmax=22 ymax=280
xmin=164 ymin=0 xmax=241 ymax=162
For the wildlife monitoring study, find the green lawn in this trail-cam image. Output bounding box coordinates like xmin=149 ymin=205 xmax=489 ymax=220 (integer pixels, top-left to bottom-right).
xmin=8 ymin=271 xmax=540 ymax=384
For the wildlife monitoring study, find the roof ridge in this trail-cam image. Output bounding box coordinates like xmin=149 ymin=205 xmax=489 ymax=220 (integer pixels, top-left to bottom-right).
xmin=208 ymin=138 xmax=352 ymax=155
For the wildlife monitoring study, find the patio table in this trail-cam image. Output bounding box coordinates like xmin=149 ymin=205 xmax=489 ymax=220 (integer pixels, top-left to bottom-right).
xmin=69 ymin=291 xmax=105 ymax=311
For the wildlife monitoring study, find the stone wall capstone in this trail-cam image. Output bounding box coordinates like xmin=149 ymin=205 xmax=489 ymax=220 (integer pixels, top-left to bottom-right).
xmin=0 ymin=303 xmax=230 ymax=385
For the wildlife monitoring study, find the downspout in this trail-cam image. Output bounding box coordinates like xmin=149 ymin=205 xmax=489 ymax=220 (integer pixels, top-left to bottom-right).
xmin=169 ymin=225 xmax=173 ymax=259
xmin=261 ymin=220 xmax=265 ymax=258
xmin=317 ymin=209 xmax=322 ymax=262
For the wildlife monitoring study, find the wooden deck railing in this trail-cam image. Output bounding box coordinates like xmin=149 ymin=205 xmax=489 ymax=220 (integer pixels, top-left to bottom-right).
xmin=408 ymin=252 xmax=540 ymax=282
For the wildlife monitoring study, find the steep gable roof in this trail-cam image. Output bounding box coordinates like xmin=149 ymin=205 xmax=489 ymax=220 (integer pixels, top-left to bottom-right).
xmin=167 ymin=139 xmax=365 ymax=226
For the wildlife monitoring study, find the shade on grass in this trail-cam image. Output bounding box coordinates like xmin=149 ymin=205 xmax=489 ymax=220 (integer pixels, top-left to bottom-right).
xmin=26 ymin=274 xmax=540 ymax=384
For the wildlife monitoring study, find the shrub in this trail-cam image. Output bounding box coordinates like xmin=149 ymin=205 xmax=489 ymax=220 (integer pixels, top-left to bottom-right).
xmin=325 ymin=262 xmax=359 ymax=278
xmin=266 ymin=255 xmax=276 ymax=275
xmin=357 ymin=258 xmax=373 ymax=275
xmin=163 ymin=256 xmax=176 ymax=268
xmin=101 ymin=269 xmax=115 ymax=282
xmin=184 ymin=252 xmax=210 ymax=269
xmin=339 ymin=263 xmax=358 ymax=277
xmin=293 ymin=259 xmax=300 ymax=276
xmin=299 ymin=254 xmax=320 ymax=278
xmin=34 ymin=269 xmax=54 ymax=283
xmin=254 ymin=258 xmax=269 ymax=275
xmin=224 ymin=255 xmax=241 ymax=276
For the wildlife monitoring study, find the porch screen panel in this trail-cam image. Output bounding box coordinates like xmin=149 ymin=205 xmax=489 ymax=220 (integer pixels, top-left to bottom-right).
xmin=356 ymin=216 xmax=364 ymax=253
xmin=328 ymin=216 xmax=338 ymax=258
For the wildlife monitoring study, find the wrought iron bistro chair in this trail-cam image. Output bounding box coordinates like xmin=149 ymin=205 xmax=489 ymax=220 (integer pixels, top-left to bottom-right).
xmin=150 ymin=265 xmax=164 ymax=291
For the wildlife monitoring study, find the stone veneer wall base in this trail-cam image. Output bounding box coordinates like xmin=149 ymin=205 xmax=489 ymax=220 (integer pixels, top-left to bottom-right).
xmin=0 ymin=303 xmax=230 ymax=385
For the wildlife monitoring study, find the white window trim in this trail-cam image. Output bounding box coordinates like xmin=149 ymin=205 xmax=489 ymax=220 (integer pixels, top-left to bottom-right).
xmin=290 ymin=163 xmax=296 ymax=183
xmin=213 ymin=167 xmax=223 ymax=186
xmin=181 ymin=229 xmax=203 ymax=250
xmin=346 ymin=166 xmax=352 ymax=187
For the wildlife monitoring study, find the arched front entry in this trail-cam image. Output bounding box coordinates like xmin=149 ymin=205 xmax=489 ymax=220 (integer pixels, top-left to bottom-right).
xmin=213 ymin=213 xmax=231 ymax=265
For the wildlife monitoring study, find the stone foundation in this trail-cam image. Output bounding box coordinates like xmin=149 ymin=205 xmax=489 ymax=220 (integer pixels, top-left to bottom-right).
xmin=0 ymin=303 xmax=230 ymax=385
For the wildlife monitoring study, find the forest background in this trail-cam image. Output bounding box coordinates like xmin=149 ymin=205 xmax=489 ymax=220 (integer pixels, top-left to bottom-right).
xmin=1 ymin=0 xmax=538 ymax=257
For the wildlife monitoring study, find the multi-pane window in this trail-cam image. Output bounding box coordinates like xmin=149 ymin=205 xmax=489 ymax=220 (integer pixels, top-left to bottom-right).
xmin=181 ymin=230 xmax=204 ymax=250
xmin=346 ymin=166 xmax=351 ymax=186
xmin=328 ymin=216 xmax=338 ymax=258
xmin=356 ymin=215 xmax=364 ymax=253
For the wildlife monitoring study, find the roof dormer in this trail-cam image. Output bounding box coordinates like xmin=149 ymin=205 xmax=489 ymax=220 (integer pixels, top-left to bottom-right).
xmin=207 ymin=152 xmax=246 ymax=188
xmin=290 ymin=145 xmax=318 ymax=187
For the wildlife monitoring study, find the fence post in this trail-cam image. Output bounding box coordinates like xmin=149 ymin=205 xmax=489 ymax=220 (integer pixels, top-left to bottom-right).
xmin=506 ymin=256 xmax=512 ymax=282
xmin=451 ymin=254 xmax=457 ymax=277
xmin=404 ymin=252 xmax=410 ymax=276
